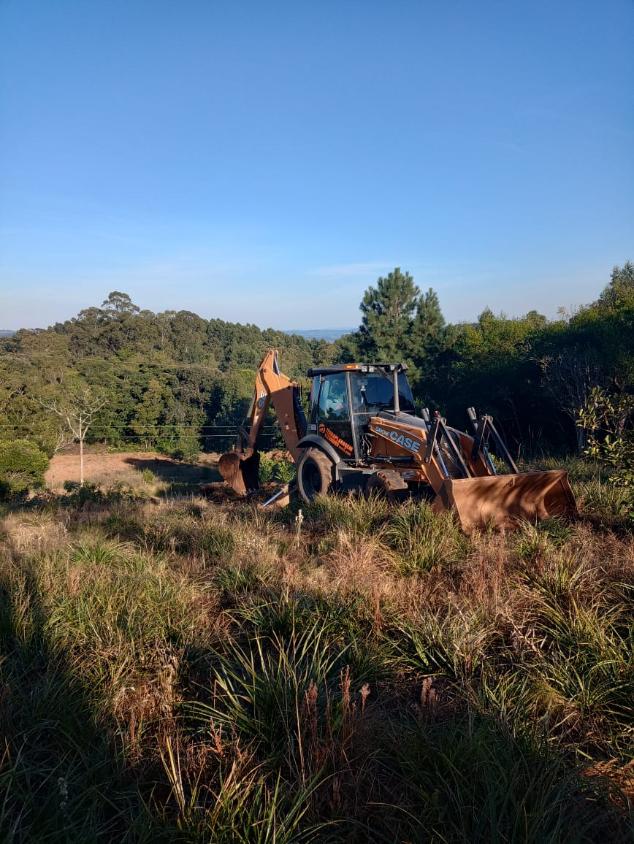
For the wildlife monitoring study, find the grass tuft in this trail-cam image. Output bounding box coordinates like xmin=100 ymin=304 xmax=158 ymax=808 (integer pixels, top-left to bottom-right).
xmin=383 ymin=500 xmax=468 ymax=574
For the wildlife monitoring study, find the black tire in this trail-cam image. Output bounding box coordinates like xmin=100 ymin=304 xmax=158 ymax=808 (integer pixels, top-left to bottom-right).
xmin=297 ymin=448 xmax=335 ymax=503
xmin=365 ymin=472 xmax=397 ymax=502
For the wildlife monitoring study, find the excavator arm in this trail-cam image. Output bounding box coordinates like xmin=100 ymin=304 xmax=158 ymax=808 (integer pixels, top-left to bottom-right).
xmin=218 ymin=349 xmax=306 ymax=495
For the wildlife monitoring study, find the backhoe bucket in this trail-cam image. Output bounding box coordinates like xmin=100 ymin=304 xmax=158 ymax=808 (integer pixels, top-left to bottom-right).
xmin=434 ymin=469 xmax=577 ymax=532
xmin=218 ymin=451 xmax=260 ymax=496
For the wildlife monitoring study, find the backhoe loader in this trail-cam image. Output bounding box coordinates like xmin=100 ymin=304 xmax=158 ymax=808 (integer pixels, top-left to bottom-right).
xmin=218 ymin=349 xmax=577 ymax=531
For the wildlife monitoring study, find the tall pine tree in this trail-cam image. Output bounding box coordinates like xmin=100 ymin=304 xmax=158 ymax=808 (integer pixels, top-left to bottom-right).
xmin=410 ymin=288 xmax=446 ymax=358
xmin=358 ymin=268 xmax=419 ymax=361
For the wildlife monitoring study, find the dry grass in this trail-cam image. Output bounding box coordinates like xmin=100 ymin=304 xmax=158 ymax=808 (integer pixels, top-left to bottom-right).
xmin=1 ymin=474 xmax=632 ymax=841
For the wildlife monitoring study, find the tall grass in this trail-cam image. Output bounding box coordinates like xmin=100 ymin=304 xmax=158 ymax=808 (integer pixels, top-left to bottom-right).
xmin=383 ymin=500 xmax=469 ymax=574
xmin=1 ymin=474 xmax=632 ymax=841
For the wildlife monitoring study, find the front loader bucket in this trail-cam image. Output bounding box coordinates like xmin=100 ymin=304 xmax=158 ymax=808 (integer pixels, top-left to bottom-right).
xmin=218 ymin=451 xmax=260 ymax=496
xmin=433 ymin=469 xmax=577 ymax=532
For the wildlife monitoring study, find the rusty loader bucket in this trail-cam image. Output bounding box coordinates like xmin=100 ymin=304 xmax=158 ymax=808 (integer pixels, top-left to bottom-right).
xmin=434 ymin=469 xmax=577 ymax=532
xmin=218 ymin=450 xmax=261 ymax=496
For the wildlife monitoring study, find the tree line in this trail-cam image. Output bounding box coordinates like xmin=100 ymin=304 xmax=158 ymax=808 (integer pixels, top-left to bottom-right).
xmin=0 ymin=263 xmax=632 ymax=482
xmin=0 ymin=291 xmax=335 ymax=464
xmin=338 ymin=263 xmax=633 ymax=457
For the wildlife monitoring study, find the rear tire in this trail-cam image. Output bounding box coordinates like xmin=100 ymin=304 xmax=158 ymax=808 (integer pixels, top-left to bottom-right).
xmin=297 ymin=448 xmax=335 ymax=503
xmin=365 ymin=472 xmax=398 ymax=503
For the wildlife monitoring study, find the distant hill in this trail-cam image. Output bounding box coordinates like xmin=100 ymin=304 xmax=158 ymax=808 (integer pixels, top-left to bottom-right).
xmin=0 ymin=330 xmax=16 ymax=338
xmin=285 ymin=328 xmax=354 ymax=341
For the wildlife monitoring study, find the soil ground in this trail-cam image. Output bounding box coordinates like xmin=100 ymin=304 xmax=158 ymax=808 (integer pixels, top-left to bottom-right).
xmin=46 ymin=449 xmax=221 ymax=491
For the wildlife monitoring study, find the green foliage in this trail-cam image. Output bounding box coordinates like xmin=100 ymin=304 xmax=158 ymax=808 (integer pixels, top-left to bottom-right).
xmin=358 ymin=267 xmax=420 ymax=361
xmin=303 ymin=492 xmax=390 ymax=535
xmin=0 ymin=438 xmax=48 ymax=498
xmin=2 ymin=261 xmax=633 ymax=460
xmin=579 ymin=386 xmax=634 ymax=487
xmin=166 ymin=433 xmax=200 ymax=462
xmin=139 ymin=507 xmax=237 ymax=562
xmin=598 ymin=261 xmax=634 ymax=311
xmin=575 ymin=479 xmax=633 ymax=524
xmin=341 ymin=261 xmax=633 ymax=455
xmin=190 ymin=620 xmax=345 ymax=765
xmin=141 ymin=467 xmax=156 ymax=484
xmin=258 ymin=454 xmax=295 ymax=484
xmin=0 ymin=291 xmax=334 ymax=459
xmin=385 ymin=715 xmax=610 ymax=842
xmin=577 ymin=386 xmax=633 ymax=524
xmin=384 ymin=501 xmax=468 ymax=574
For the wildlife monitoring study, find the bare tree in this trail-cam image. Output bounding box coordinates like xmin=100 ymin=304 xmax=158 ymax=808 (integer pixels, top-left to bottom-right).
xmin=39 ymin=385 xmax=107 ymax=485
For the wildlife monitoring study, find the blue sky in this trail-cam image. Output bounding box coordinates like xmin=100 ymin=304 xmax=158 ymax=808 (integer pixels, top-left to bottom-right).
xmin=1 ymin=1 xmax=632 ymax=330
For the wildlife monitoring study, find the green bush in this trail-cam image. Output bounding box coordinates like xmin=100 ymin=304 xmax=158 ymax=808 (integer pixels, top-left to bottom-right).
xmin=164 ymin=434 xmax=200 ymax=463
xmin=259 ymin=454 xmax=296 ymax=484
xmin=141 ymin=468 xmax=156 ymax=484
xmin=0 ymin=438 xmax=49 ymax=499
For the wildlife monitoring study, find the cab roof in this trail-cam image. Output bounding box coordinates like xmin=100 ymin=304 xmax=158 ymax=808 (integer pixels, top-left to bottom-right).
xmin=307 ymin=362 xmax=408 ymax=377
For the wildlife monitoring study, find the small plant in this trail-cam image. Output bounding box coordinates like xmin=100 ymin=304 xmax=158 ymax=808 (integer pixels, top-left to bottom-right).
xmin=141 ymin=467 xmax=156 ymax=484
xmin=214 ymin=561 xmax=264 ymax=593
xmin=70 ymin=537 xmax=129 ymax=566
xmin=0 ymin=438 xmax=49 ymax=499
xmin=514 ymin=522 xmax=552 ymax=563
xmin=576 ymin=479 xmax=633 ymax=524
xmin=258 ymin=454 xmax=296 ymax=484
xmin=189 ymin=618 xmax=355 ymax=777
xmin=395 ymin=610 xmax=492 ymax=680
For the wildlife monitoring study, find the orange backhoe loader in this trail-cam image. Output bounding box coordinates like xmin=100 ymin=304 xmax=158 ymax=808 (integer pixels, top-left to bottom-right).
xmin=219 ymin=349 xmax=577 ymax=532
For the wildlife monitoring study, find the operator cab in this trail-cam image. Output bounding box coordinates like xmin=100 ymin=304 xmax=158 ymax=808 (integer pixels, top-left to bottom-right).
xmin=306 ymin=363 xmax=415 ymax=461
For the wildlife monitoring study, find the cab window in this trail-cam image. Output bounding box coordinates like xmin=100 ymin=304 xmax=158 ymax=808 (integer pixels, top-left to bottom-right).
xmin=351 ymin=372 xmax=415 ymax=414
xmin=317 ymin=374 xmax=349 ymax=420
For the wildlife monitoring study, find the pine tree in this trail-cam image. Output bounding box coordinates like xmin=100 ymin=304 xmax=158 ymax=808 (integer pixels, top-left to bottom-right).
xmin=358 ymin=268 xmax=419 ymax=360
xmin=410 ymin=288 xmax=446 ymax=357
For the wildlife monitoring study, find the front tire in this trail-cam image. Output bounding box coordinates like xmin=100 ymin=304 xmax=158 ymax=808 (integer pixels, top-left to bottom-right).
xmin=297 ymin=448 xmax=335 ymax=503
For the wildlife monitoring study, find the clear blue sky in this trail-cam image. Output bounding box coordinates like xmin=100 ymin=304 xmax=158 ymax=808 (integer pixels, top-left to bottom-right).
xmin=1 ymin=1 xmax=632 ymax=330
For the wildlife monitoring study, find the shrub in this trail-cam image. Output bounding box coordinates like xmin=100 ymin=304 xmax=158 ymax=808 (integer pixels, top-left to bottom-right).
xmin=141 ymin=468 xmax=156 ymax=484
xmin=63 ymin=480 xmax=104 ymax=504
xmin=166 ymin=435 xmax=200 ymax=463
xmin=0 ymin=438 xmax=49 ymax=499
xmin=259 ymin=454 xmax=296 ymax=484
xmin=578 ymin=386 xmax=634 ymax=522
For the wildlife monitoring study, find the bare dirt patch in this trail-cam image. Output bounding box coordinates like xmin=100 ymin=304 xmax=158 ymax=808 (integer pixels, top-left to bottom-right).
xmin=46 ymin=450 xmax=220 ymax=491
